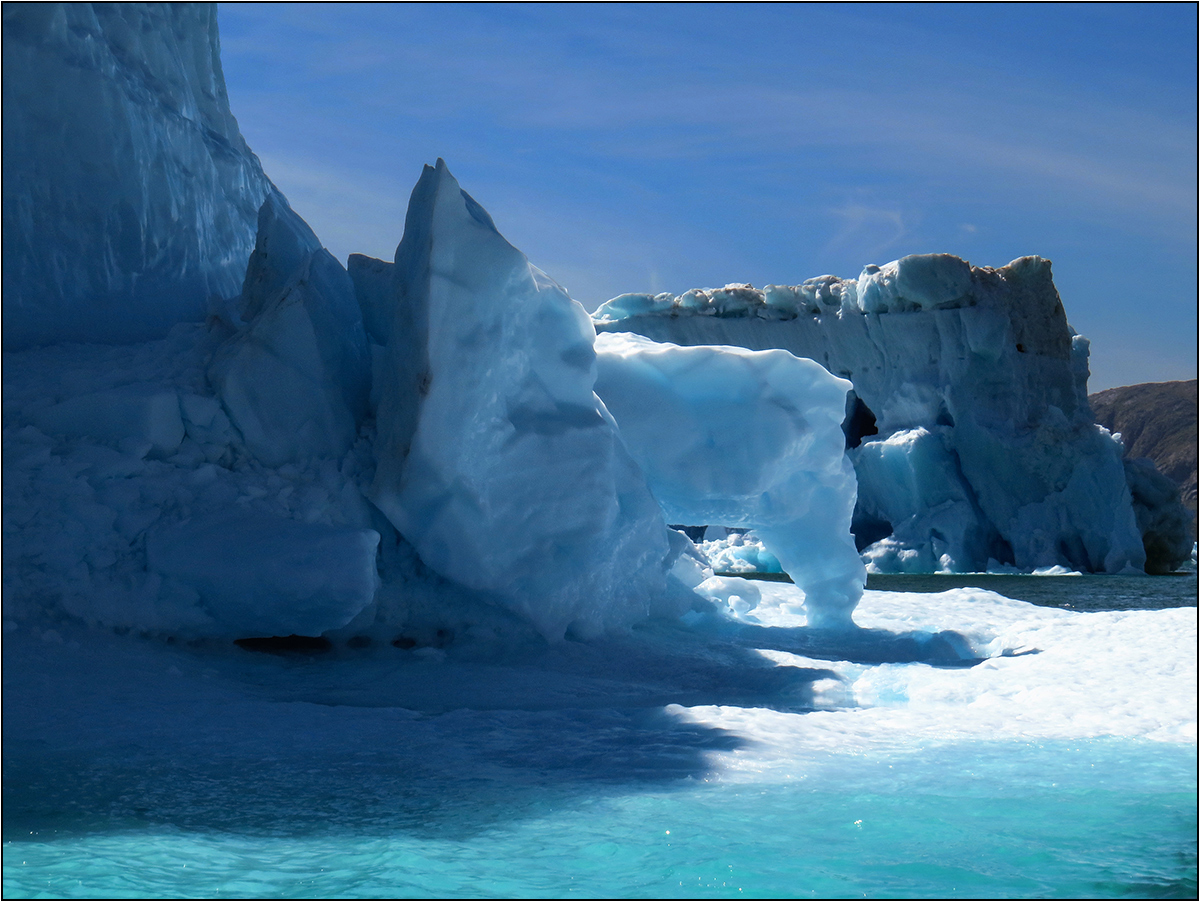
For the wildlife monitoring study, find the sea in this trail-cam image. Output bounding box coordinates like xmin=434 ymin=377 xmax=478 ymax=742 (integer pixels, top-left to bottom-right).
xmin=3 ymin=574 xmax=1196 ymax=899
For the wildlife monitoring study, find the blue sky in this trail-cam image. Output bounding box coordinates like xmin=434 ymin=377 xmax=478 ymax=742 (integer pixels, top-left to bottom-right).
xmin=217 ymin=2 xmax=1196 ymax=391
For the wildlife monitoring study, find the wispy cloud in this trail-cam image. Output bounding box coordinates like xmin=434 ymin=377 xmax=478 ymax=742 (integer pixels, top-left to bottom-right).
xmin=253 ymin=154 xmax=410 ymax=264
xmin=821 ymin=205 xmax=910 ymax=265
xmin=216 ymin=2 xmax=1197 ymax=387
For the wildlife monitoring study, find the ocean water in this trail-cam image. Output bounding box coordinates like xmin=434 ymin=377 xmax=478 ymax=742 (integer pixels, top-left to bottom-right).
xmin=864 ymin=572 xmax=1199 ymax=613
xmin=4 ymin=579 xmax=1196 ymax=899
xmin=4 ymin=740 xmax=1195 ymax=899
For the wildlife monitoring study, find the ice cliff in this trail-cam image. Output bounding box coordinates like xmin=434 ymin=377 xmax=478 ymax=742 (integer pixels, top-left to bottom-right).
xmin=594 ymin=255 xmax=1159 ymax=574
xmin=2 ymin=3 xmax=273 ymax=350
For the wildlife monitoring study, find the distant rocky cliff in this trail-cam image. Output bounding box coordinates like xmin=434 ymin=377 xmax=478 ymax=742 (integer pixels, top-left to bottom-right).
xmin=1090 ymin=380 xmax=1198 ymax=547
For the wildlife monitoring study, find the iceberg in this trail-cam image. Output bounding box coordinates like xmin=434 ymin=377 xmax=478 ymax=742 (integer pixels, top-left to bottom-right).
xmin=594 ymin=331 xmax=864 ymax=628
xmin=2 ymin=3 xmax=274 ymax=350
xmin=369 ymin=160 xmax=687 ymax=641
xmin=595 ymin=255 xmax=1155 ymax=574
xmin=2 ymin=9 xmax=1196 ymax=897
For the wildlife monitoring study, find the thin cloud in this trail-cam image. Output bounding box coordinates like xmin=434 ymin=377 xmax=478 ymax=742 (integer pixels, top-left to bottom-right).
xmin=822 ymin=205 xmax=910 ymax=264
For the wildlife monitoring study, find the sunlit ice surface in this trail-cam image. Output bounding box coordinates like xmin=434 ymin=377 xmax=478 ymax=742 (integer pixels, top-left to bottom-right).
xmin=4 ymin=581 xmax=1195 ymax=898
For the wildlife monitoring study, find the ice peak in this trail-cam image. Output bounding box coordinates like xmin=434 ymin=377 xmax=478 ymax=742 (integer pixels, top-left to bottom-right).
xmin=372 ymin=163 xmax=682 ymax=641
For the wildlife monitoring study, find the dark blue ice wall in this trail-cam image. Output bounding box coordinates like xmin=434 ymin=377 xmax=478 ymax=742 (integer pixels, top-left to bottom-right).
xmin=2 ymin=3 xmax=274 ymax=350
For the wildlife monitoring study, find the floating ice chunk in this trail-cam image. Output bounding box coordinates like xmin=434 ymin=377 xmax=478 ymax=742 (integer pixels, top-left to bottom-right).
xmin=145 ymin=512 xmax=380 ymax=638
xmin=699 ymin=531 xmax=784 ymax=574
xmin=33 ymin=385 xmax=184 ymax=456
xmin=695 ymin=575 xmax=762 ymax=616
xmin=594 ymin=255 xmax=1160 ymax=574
xmin=209 ymin=194 xmax=371 ymax=466
xmin=371 ymin=160 xmax=682 ymax=642
xmin=594 ymin=331 xmax=865 ymax=628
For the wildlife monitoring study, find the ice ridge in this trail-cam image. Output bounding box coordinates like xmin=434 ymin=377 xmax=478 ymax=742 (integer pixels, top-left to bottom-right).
xmin=594 ymin=255 xmax=1155 ymax=575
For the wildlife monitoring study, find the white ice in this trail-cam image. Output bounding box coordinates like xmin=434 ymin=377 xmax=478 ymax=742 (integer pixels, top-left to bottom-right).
xmin=679 ymin=581 xmax=1197 ymax=767
xmin=697 ymin=529 xmax=784 ymax=575
xmin=595 ymin=256 xmax=1157 ymax=574
xmin=369 ymin=160 xmax=689 ymax=641
xmin=594 ymin=331 xmax=865 ymax=628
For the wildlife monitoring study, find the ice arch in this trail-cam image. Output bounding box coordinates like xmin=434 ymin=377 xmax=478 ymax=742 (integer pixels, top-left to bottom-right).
xmin=594 ymin=331 xmax=866 ymax=629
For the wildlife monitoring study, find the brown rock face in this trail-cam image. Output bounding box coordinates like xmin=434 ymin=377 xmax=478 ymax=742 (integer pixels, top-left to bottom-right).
xmin=1090 ymin=379 xmax=1198 ymax=541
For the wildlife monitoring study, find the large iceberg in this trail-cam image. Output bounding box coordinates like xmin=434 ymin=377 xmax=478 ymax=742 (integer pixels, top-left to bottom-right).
xmin=595 ymin=255 xmax=1151 ymax=574
xmin=2 ymin=3 xmax=273 ymax=350
xmin=368 ymin=160 xmax=689 ymax=641
xmin=594 ymin=332 xmax=864 ymax=628
xmin=8 ymin=1 xmax=1165 ymax=650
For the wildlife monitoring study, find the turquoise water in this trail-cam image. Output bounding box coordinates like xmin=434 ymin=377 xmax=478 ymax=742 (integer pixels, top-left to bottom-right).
xmin=5 ymin=739 xmax=1195 ymax=898
xmin=4 ymin=578 xmax=1196 ymax=899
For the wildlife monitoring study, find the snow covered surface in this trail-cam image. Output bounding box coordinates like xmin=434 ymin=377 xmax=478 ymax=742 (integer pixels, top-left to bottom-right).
xmin=595 ymin=331 xmax=864 ymax=627
xmin=595 ymin=256 xmax=1152 ymax=575
xmin=2 ymin=3 xmax=274 ymax=350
